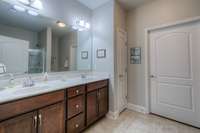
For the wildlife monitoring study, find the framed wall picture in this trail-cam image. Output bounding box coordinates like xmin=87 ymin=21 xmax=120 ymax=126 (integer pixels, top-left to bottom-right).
xmin=97 ymin=49 xmax=106 ymax=58
xmin=130 ymin=47 xmax=141 ymax=64
xmin=81 ymin=51 xmax=88 ymax=59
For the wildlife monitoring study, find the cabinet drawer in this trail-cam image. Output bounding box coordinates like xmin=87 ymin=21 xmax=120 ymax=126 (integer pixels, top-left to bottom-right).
xmin=87 ymin=80 xmax=108 ymax=92
xmin=68 ymin=85 xmax=85 ymax=98
xmin=68 ymin=95 xmax=84 ymax=119
xmin=67 ymin=113 xmax=84 ymax=133
xmin=0 ymin=90 xmax=64 ymax=121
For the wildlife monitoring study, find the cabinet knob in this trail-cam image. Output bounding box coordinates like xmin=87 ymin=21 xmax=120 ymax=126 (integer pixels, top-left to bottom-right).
xmin=76 ymin=90 xmax=79 ymax=94
xmin=75 ymin=124 xmax=79 ymax=128
xmin=75 ymin=104 xmax=79 ymax=109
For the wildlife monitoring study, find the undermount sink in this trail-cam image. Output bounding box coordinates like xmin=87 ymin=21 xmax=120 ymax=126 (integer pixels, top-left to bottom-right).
xmin=0 ymin=80 xmax=64 ymax=94
xmin=13 ymin=85 xmax=50 ymax=94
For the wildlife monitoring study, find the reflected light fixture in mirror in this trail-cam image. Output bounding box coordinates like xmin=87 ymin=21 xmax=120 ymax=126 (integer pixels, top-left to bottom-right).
xmin=85 ymin=22 xmax=90 ymax=29
xmin=72 ymin=19 xmax=90 ymax=31
xmin=56 ymin=21 xmax=66 ymax=28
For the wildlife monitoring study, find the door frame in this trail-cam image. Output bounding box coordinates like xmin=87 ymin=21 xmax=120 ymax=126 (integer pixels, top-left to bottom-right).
xmin=116 ymin=28 xmax=128 ymax=113
xmin=144 ymin=16 xmax=200 ymax=114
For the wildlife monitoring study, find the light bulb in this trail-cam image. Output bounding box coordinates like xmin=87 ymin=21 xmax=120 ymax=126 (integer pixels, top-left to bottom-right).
xmin=13 ymin=5 xmax=26 ymax=12
xmin=72 ymin=26 xmax=78 ymax=30
xmin=27 ymin=10 xmax=39 ymax=16
xmin=85 ymin=22 xmax=90 ymax=29
xmin=79 ymin=20 xmax=85 ymax=27
xmin=31 ymin=0 xmax=43 ymax=10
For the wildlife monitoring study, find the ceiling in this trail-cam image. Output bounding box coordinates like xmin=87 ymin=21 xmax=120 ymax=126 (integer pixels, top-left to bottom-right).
xmin=118 ymin=0 xmax=154 ymax=10
xmin=77 ymin=0 xmax=111 ymax=10
xmin=77 ymin=0 xmax=154 ymax=10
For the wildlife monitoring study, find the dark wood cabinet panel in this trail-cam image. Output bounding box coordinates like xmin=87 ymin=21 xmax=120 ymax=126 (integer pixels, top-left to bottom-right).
xmin=38 ymin=102 xmax=65 ymax=133
xmin=98 ymin=87 xmax=108 ymax=117
xmin=0 ymin=111 xmax=37 ymax=133
xmin=86 ymin=91 xmax=98 ymax=126
xmin=86 ymin=80 xmax=109 ymax=127
xmin=68 ymin=85 xmax=85 ymax=98
xmin=0 ymin=90 xmax=64 ymax=121
xmin=87 ymin=80 xmax=108 ymax=92
xmin=68 ymin=95 xmax=84 ymax=119
xmin=67 ymin=113 xmax=84 ymax=133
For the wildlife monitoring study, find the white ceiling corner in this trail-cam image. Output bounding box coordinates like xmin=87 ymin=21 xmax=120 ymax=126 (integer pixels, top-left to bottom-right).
xmin=77 ymin=0 xmax=111 ymax=10
xmin=118 ymin=0 xmax=155 ymax=10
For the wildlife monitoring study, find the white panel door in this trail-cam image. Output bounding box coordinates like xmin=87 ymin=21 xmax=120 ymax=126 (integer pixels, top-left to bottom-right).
xmin=150 ymin=21 xmax=200 ymax=127
xmin=117 ymin=29 xmax=128 ymax=113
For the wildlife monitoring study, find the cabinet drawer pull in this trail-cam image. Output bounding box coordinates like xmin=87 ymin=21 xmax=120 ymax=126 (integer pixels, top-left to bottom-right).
xmin=75 ymin=124 xmax=79 ymax=128
xmin=75 ymin=104 xmax=79 ymax=109
xmin=39 ymin=114 xmax=42 ymax=126
xmin=33 ymin=116 xmax=37 ymax=128
xmin=76 ymin=90 xmax=79 ymax=94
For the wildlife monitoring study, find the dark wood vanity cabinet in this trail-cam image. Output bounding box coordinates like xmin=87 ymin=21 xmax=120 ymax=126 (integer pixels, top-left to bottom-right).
xmin=67 ymin=85 xmax=85 ymax=133
xmin=0 ymin=79 xmax=109 ymax=133
xmin=86 ymin=80 xmax=108 ymax=126
xmin=38 ymin=102 xmax=65 ymax=133
xmin=67 ymin=80 xmax=109 ymax=133
xmin=0 ymin=90 xmax=65 ymax=133
xmin=0 ymin=111 xmax=37 ymax=133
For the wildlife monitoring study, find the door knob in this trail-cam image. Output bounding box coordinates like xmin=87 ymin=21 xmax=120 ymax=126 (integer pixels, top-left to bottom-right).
xmin=150 ymin=75 xmax=157 ymax=78
xmin=119 ymin=74 xmax=124 ymax=78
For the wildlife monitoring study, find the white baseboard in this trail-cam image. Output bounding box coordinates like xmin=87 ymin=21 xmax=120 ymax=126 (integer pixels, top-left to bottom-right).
xmin=106 ymin=111 xmax=119 ymax=120
xmin=127 ymin=103 xmax=148 ymax=114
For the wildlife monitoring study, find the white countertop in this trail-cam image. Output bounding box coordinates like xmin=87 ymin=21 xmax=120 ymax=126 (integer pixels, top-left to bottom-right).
xmin=0 ymin=72 xmax=109 ymax=104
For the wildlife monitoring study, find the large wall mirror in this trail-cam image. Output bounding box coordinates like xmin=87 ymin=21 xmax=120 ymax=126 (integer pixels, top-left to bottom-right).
xmin=0 ymin=1 xmax=93 ymax=74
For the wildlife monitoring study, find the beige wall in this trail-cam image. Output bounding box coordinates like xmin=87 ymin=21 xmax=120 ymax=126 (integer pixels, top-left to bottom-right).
xmin=115 ymin=1 xmax=127 ymax=31
xmin=127 ymin=0 xmax=200 ymax=106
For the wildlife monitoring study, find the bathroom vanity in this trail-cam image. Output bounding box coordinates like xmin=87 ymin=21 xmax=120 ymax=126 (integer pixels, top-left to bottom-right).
xmin=0 ymin=78 xmax=109 ymax=133
xmin=0 ymin=1 xmax=109 ymax=132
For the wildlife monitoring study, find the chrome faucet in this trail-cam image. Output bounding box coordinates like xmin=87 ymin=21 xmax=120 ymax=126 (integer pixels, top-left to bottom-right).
xmin=23 ymin=75 xmax=35 ymax=87
xmin=8 ymin=73 xmax=15 ymax=85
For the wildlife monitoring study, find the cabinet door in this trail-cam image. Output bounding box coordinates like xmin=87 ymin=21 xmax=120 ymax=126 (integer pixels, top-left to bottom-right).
xmin=98 ymin=87 xmax=108 ymax=117
xmin=38 ymin=102 xmax=65 ymax=133
xmin=0 ymin=112 xmax=37 ymax=133
xmin=86 ymin=91 xmax=98 ymax=126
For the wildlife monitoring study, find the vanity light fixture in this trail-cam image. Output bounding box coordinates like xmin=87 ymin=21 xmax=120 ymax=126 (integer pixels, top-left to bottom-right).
xmin=27 ymin=10 xmax=39 ymax=16
xmin=17 ymin=0 xmax=43 ymax=10
xmin=13 ymin=5 xmax=26 ymax=12
xmin=18 ymin=0 xmax=30 ymax=5
xmin=56 ymin=21 xmax=66 ymax=28
xmin=30 ymin=0 xmax=43 ymax=10
xmin=12 ymin=0 xmax=43 ymax=16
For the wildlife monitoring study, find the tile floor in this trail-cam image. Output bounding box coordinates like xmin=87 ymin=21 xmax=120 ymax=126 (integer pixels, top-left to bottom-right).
xmin=84 ymin=110 xmax=200 ymax=133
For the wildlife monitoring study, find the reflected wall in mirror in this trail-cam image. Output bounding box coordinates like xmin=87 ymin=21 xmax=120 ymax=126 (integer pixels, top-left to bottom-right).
xmin=0 ymin=0 xmax=93 ymax=74
xmin=51 ymin=29 xmax=92 ymax=72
